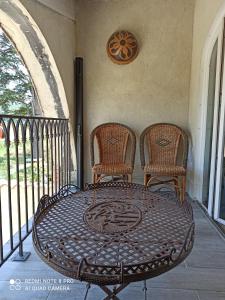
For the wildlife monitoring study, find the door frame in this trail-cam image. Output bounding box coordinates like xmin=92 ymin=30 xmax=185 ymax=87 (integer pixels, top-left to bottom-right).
xmin=213 ymin=23 xmax=225 ymax=225
xmin=199 ymin=22 xmax=224 ymax=217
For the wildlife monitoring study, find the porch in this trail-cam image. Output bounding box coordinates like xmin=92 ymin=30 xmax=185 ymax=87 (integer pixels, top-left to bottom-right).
xmin=1 ymin=0 xmax=225 ymax=299
xmin=0 ymin=202 xmax=225 ymax=300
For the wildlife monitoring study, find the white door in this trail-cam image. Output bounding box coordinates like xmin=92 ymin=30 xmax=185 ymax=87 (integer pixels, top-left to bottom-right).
xmin=210 ymin=20 xmax=225 ymax=225
xmin=202 ymin=22 xmax=224 ymax=217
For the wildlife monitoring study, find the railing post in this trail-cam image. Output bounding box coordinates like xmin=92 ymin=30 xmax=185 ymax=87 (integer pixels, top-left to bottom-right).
xmin=12 ymin=120 xmax=30 ymax=261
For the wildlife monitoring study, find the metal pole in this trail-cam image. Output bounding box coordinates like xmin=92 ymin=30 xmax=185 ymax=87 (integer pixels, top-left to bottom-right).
xmin=75 ymin=57 xmax=84 ymax=190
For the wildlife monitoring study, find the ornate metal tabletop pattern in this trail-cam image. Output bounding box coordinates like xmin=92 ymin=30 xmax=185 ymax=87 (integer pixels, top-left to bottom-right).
xmin=33 ymin=182 xmax=194 ymax=286
xmin=84 ymin=200 xmax=142 ymax=233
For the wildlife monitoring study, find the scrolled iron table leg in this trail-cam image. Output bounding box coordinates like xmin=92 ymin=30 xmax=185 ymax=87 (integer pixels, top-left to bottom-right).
xmin=101 ymin=284 xmax=129 ymax=300
xmin=84 ymin=283 xmax=91 ymax=300
xmin=143 ymin=280 xmax=147 ymax=300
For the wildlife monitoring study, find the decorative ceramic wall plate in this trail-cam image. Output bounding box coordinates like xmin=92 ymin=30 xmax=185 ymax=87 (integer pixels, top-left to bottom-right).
xmin=106 ymin=30 xmax=139 ymax=65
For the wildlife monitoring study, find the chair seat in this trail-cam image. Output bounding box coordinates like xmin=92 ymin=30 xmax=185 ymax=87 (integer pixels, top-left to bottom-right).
xmin=93 ymin=163 xmax=133 ymax=175
xmin=144 ymin=164 xmax=186 ymax=176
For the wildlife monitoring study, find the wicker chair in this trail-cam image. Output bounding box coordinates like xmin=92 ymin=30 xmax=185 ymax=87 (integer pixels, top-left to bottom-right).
xmin=140 ymin=123 xmax=188 ymax=202
xmin=90 ymin=123 xmax=136 ymax=184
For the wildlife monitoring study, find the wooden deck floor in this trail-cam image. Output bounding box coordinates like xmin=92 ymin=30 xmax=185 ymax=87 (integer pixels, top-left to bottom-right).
xmin=0 ymin=201 xmax=225 ymax=300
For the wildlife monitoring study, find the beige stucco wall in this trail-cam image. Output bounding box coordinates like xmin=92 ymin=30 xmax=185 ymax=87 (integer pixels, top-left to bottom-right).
xmin=76 ymin=0 xmax=195 ymax=184
xmin=20 ymin=0 xmax=76 ymax=123
xmin=188 ymin=0 xmax=225 ymax=200
xmin=37 ymin=0 xmax=76 ymax=20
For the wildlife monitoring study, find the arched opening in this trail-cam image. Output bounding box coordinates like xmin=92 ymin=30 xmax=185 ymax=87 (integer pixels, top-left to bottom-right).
xmin=0 ymin=0 xmax=68 ymax=117
xmin=0 ymin=0 xmax=76 ymax=165
xmin=0 ymin=27 xmax=41 ymax=116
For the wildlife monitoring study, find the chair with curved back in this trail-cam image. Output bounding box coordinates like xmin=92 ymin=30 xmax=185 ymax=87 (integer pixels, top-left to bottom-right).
xmin=90 ymin=123 xmax=136 ymax=184
xmin=140 ymin=123 xmax=188 ymax=202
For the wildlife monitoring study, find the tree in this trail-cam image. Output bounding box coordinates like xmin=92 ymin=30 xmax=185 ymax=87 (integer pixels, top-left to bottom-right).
xmin=0 ymin=28 xmax=34 ymax=115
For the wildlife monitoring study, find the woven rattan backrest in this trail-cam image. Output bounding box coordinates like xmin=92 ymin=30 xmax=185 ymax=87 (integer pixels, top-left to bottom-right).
xmin=140 ymin=123 xmax=188 ymax=167
xmin=90 ymin=123 xmax=136 ymax=166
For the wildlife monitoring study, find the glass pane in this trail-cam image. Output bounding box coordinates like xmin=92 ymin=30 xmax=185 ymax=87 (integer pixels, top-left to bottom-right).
xmin=202 ymin=39 xmax=218 ymax=208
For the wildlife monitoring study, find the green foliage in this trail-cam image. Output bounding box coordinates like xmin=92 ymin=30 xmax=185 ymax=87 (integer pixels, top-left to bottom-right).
xmin=0 ymin=28 xmax=33 ymax=115
xmin=0 ymin=141 xmax=50 ymax=182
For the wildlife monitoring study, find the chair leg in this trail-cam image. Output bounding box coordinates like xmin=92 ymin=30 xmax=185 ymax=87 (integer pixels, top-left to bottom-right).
xmin=181 ymin=176 xmax=186 ymax=202
xmin=173 ymin=176 xmax=179 ymax=196
xmin=144 ymin=174 xmax=148 ymax=186
xmin=147 ymin=175 xmax=153 ymax=186
xmin=93 ymin=174 xmax=101 ymax=184
xmin=96 ymin=174 xmax=101 ymax=183
xmin=128 ymin=174 xmax=132 ymax=183
xmin=122 ymin=174 xmax=128 ymax=182
xmin=92 ymin=173 xmax=96 ymax=184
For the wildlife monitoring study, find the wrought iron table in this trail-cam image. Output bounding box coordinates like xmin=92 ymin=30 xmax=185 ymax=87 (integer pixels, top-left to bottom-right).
xmin=32 ymin=182 xmax=194 ymax=300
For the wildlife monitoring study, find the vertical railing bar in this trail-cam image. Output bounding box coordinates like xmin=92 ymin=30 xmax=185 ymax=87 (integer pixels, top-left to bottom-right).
xmin=60 ymin=121 xmax=64 ymax=186
xmin=6 ymin=135 xmax=13 ymax=251
xmin=50 ymin=123 xmax=54 ymax=196
xmin=57 ymin=122 xmax=61 ymax=189
xmin=65 ymin=123 xmax=67 ymax=185
xmin=66 ymin=122 xmax=69 ymax=185
xmin=22 ymin=124 xmax=29 ymax=234
xmin=64 ymin=122 xmax=66 ymax=186
xmin=0 ymin=188 xmax=3 ymax=263
xmin=46 ymin=124 xmax=50 ymax=195
xmin=68 ymin=131 xmax=71 ymax=184
xmin=64 ymin=122 xmax=67 ymax=186
xmin=15 ymin=120 xmax=23 ymax=256
xmin=30 ymin=122 xmax=35 ymax=214
xmin=60 ymin=121 xmax=62 ymax=188
xmin=41 ymin=122 xmax=45 ymax=195
xmin=36 ymin=121 xmax=40 ymax=203
xmin=54 ymin=124 xmax=57 ymax=194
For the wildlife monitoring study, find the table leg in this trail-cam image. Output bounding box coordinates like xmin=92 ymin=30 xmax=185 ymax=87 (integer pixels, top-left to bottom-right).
xmin=83 ymin=283 xmax=91 ymax=300
xmin=143 ymin=280 xmax=147 ymax=300
xmin=100 ymin=284 xmax=129 ymax=300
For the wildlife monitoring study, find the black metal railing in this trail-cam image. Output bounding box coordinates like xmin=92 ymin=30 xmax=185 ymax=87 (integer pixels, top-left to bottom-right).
xmin=0 ymin=114 xmax=71 ymax=266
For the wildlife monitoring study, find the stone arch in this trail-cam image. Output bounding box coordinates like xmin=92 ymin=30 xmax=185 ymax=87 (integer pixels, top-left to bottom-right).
xmin=0 ymin=0 xmax=69 ymax=118
xmin=0 ymin=0 xmax=76 ymax=179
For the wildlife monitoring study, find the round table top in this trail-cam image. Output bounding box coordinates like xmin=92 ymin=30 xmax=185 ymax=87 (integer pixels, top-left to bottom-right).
xmin=32 ymin=182 xmax=194 ymax=286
